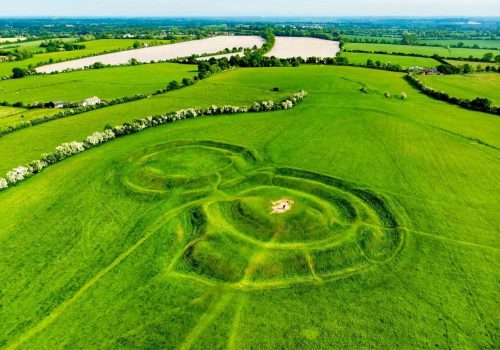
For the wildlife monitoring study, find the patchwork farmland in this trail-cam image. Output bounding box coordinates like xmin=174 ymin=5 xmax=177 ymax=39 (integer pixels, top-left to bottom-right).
xmin=0 ymin=16 xmax=498 ymax=350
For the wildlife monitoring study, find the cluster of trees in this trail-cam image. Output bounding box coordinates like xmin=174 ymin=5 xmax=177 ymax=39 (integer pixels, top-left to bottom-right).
xmin=366 ymin=59 xmax=403 ymax=72
xmin=0 ymin=90 xmax=308 ymax=192
xmin=436 ymin=63 xmax=500 ymax=74
xmin=11 ymin=67 xmax=29 ymax=79
xmin=196 ymin=54 xmax=405 ymax=78
xmin=39 ymin=40 xmax=86 ymax=52
xmin=0 ymin=48 xmax=33 ymax=62
xmin=406 ymin=73 xmax=499 ymax=115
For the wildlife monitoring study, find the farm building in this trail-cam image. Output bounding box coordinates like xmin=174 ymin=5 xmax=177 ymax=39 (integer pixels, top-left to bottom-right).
xmin=82 ymin=96 xmax=101 ymax=107
xmin=45 ymin=100 xmax=65 ymax=109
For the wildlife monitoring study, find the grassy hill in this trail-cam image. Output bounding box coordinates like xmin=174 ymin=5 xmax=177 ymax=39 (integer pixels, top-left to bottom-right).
xmin=0 ymin=65 xmax=498 ymax=349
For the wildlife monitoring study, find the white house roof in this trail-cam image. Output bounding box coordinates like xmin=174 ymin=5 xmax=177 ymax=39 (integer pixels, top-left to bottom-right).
xmin=83 ymin=96 xmax=101 ymax=103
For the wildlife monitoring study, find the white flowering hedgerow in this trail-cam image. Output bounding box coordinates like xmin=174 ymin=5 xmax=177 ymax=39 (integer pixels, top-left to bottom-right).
xmin=0 ymin=91 xmax=308 ymax=192
xmin=29 ymin=159 xmax=48 ymax=173
xmin=85 ymin=129 xmax=115 ymax=146
xmin=6 ymin=166 xmax=31 ymax=184
xmin=282 ymin=100 xmax=294 ymax=110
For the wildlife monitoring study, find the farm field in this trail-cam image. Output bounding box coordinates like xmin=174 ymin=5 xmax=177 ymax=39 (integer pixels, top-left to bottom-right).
xmin=0 ymin=65 xmax=498 ymax=349
xmin=343 ymin=34 xmax=401 ymax=43
xmin=420 ymin=73 xmax=500 ymax=106
xmin=0 ymin=106 xmax=59 ymax=127
xmin=419 ymin=39 xmax=500 ymax=49
xmin=344 ymin=36 xmax=500 ymax=49
xmin=0 ymin=39 xmax=170 ymax=76
xmin=266 ymin=37 xmax=340 ymax=58
xmin=35 ymin=36 xmax=265 ymax=73
xmin=0 ymin=62 xmax=197 ymax=105
xmin=345 ymin=42 xmax=499 ymax=58
xmin=341 ymin=52 xmax=440 ymax=68
xmin=0 ymin=37 xmax=80 ymax=53
xmin=0 ymin=37 xmax=27 ymax=44
xmin=446 ymin=59 xmax=500 ymax=69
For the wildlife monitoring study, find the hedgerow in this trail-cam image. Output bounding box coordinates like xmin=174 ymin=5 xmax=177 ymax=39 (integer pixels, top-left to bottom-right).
xmin=0 ymin=91 xmax=307 ymax=192
xmin=406 ymin=73 xmax=499 ymax=115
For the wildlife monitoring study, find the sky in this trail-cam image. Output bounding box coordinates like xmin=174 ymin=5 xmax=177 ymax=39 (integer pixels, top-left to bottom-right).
xmin=0 ymin=0 xmax=499 ymax=17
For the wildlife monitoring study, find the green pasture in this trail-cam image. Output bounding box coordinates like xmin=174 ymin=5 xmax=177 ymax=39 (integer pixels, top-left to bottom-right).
xmin=0 ymin=65 xmax=498 ymax=349
xmin=0 ymin=37 xmax=80 ymax=53
xmin=344 ymin=36 xmax=500 ymax=49
xmin=341 ymin=52 xmax=440 ymax=68
xmin=0 ymin=62 xmax=197 ymax=105
xmin=420 ymin=73 xmax=500 ymax=106
xmin=0 ymin=106 xmax=59 ymax=127
xmin=0 ymin=39 xmax=170 ymax=76
xmin=419 ymin=39 xmax=500 ymax=49
xmin=446 ymin=59 xmax=500 ymax=69
xmin=343 ymin=34 xmax=401 ymax=43
xmin=345 ymin=42 xmax=498 ymax=59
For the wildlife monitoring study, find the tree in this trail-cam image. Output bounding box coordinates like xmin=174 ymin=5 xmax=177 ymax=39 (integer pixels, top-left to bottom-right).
xmin=133 ymin=41 xmax=141 ymax=49
xmin=166 ymin=80 xmax=180 ymax=91
xmin=402 ymin=32 xmax=418 ymax=45
xmin=462 ymin=64 xmax=474 ymax=74
xmin=182 ymin=78 xmax=194 ymax=87
xmin=470 ymin=97 xmax=492 ymax=111
xmin=483 ymin=53 xmax=494 ymax=62
xmin=12 ymin=67 xmax=28 ymax=79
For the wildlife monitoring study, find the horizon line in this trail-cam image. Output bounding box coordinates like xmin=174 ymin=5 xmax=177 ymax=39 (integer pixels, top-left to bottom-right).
xmin=0 ymin=15 xmax=500 ymax=19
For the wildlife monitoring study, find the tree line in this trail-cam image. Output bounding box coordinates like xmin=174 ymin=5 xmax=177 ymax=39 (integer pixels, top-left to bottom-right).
xmin=406 ymin=73 xmax=499 ymax=115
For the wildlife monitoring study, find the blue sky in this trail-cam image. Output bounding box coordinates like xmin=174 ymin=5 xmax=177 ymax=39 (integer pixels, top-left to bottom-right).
xmin=0 ymin=0 xmax=499 ymax=17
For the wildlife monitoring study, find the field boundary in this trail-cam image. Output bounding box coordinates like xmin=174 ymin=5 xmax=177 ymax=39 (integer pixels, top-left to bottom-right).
xmin=406 ymin=73 xmax=500 ymax=115
xmin=0 ymin=91 xmax=308 ymax=192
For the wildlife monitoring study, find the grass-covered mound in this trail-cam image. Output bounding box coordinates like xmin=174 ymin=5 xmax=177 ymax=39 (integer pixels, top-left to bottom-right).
xmin=0 ymin=65 xmax=498 ymax=349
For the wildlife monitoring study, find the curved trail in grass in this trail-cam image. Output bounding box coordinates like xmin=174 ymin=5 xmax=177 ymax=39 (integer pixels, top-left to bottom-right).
xmin=6 ymin=139 xmax=408 ymax=349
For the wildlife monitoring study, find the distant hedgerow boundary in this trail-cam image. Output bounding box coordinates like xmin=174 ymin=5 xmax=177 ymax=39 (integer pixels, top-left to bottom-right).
xmin=406 ymin=73 xmax=500 ymax=115
xmin=0 ymin=91 xmax=307 ymax=192
xmin=0 ymin=71 xmax=201 ymax=138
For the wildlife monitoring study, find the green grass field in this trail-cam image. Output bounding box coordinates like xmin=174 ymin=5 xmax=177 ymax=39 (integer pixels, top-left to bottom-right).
xmin=345 ymin=42 xmax=499 ymax=59
xmin=446 ymin=59 xmax=500 ymax=69
xmin=0 ymin=62 xmax=197 ymax=105
xmin=0 ymin=64 xmax=498 ymax=349
xmin=343 ymin=34 xmax=401 ymax=43
xmin=0 ymin=39 xmax=169 ymax=76
xmin=0 ymin=106 xmax=59 ymax=127
xmin=0 ymin=37 xmax=80 ymax=53
xmin=420 ymin=73 xmax=500 ymax=106
xmin=345 ymin=36 xmax=500 ymax=49
xmin=341 ymin=52 xmax=440 ymax=68
xmin=419 ymin=39 xmax=500 ymax=49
